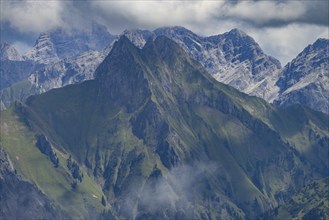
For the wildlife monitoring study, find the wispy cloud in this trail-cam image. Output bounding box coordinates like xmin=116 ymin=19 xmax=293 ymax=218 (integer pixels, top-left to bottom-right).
xmin=120 ymin=161 xmax=218 ymax=218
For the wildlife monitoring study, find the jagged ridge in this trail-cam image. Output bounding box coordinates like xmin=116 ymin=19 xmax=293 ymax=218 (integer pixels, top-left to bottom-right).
xmin=1 ymin=36 xmax=327 ymax=219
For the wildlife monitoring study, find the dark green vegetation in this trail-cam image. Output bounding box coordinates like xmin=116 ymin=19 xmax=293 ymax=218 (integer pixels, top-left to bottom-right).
xmin=261 ymin=177 xmax=329 ymax=220
xmin=0 ymin=36 xmax=328 ymax=219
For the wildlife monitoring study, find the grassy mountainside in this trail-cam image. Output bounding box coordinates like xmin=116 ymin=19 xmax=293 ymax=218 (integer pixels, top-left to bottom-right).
xmin=0 ymin=79 xmax=39 ymax=110
xmin=0 ymin=107 xmax=107 ymax=219
xmin=0 ymin=36 xmax=328 ymax=219
xmin=0 ymin=145 xmax=68 ymax=219
xmin=260 ymin=177 xmax=329 ymax=220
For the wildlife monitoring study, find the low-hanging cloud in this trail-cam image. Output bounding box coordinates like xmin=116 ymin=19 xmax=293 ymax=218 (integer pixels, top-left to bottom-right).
xmin=120 ymin=161 xmax=219 ymax=218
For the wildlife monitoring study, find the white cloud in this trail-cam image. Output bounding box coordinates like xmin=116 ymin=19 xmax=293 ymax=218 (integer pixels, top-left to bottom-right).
xmin=1 ymin=0 xmax=328 ymax=64
xmin=1 ymin=1 xmax=65 ymax=33
xmin=12 ymin=41 xmax=31 ymax=54
xmin=90 ymin=1 xmax=225 ymax=32
xmin=226 ymin=1 xmax=307 ymax=26
xmin=248 ymin=24 xmax=329 ymax=65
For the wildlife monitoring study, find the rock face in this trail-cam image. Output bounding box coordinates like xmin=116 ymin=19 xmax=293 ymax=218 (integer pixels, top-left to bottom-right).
xmin=1 ymin=26 xmax=328 ymax=114
xmin=67 ymin=155 xmax=83 ymax=182
xmin=0 ymin=43 xmax=23 ymax=61
xmin=24 ymin=33 xmax=60 ymax=64
xmin=122 ymin=27 xmax=282 ymax=102
xmin=203 ymin=29 xmax=282 ymax=101
xmin=4 ymin=26 xmax=281 ymax=105
xmin=275 ymin=39 xmax=329 ymax=114
xmin=122 ymin=27 xmax=328 ymax=113
xmin=9 ymin=36 xmax=327 ymax=219
xmin=24 ymin=23 xmax=115 ymax=64
xmin=0 ymin=43 xmax=36 ymax=91
xmin=19 ymin=23 xmax=113 ymax=93
xmin=0 ymin=146 xmax=66 ymax=219
xmin=35 ymin=134 xmax=59 ymax=167
xmin=0 ymin=24 xmax=111 ymax=109
xmin=28 ymin=50 xmax=105 ymax=93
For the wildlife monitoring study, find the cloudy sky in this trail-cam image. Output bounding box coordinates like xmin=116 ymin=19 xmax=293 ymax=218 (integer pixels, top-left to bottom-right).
xmin=1 ymin=0 xmax=328 ymax=64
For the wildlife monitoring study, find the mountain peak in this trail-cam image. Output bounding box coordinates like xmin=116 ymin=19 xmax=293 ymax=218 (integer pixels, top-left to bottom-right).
xmin=228 ymin=28 xmax=247 ymax=36
xmin=116 ymin=35 xmax=134 ymax=45
xmin=123 ymin=28 xmax=150 ymax=35
xmin=105 ymin=35 xmax=139 ymax=58
xmin=122 ymin=29 xmax=155 ymax=48
xmin=95 ymin=35 xmax=140 ymax=81
xmin=295 ymin=37 xmax=328 ymax=59
xmin=314 ymin=38 xmax=329 ymax=46
xmin=95 ymin=36 xmax=151 ymax=113
xmin=308 ymin=38 xmax=329 ymax=51
xmin=24 ymin=24 xmax=115 ymax=63
xmin=275 ymin=37 xmax=329 ymax=113
xmin=23 ymin=32 xmax=58 ymax=64
xmin=154 ymin=26 xmax=199 ymax=38
xmin=4 ymin=24 xmax=329 ymax=220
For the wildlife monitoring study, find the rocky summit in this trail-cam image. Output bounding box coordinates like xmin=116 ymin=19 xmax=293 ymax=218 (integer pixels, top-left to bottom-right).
xmin=1 ymin=26 xmax=328 ymax=114
xmin=275 ymin=38 xmax=329 ymax=114
xmin=1 ymin=36 xmax=328 ymax=219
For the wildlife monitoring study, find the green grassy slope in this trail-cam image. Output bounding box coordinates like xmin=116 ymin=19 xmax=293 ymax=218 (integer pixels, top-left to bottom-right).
xmin=0 ymin=107 xmax=107 ymax=218
xmin=0 ymin=79 xmax=39 ymax=110
xmin=1 ymin=36 xmax=328 ymax=219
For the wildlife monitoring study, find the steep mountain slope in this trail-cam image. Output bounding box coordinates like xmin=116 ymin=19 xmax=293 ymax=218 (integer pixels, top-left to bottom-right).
xmin=1 ymin=36 xmax=327 ymax=219
xmin=122 ymin=26 xmax=282 ymax=101
xmin=3 ymin=26 xmax=327 ymax=115
xmin=275 ymin=39 xmax=329 ymax=114
xmin=0 ymin=105 xmax=108 ymax=219
xmin=261 ymin=177 xmax=329 ymax=220
xmin=22 ymin=27 xmax=328 ymax=114
xmin=0 ymin=146 xmax=67 ymax=219
xmin=0 ymin=79 xmax=38 ymax=110
xmin=122 ymin=27 xmax=328 ymax=113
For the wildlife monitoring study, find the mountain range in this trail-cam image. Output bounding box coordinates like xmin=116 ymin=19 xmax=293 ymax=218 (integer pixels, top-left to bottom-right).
xmin=1 ymin=35 xmax=328 ymax=219
xmin=1 ymin=25 xmax=328 ymax=114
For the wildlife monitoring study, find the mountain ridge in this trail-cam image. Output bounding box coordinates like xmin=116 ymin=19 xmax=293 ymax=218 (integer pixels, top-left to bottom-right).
xmin=275 ymin=38 xmax=329 ymax=114
xmin=1 ymin=26 xmax=328 ymax=113
xmin=1 ymin=35 xmax=327 ymax=219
